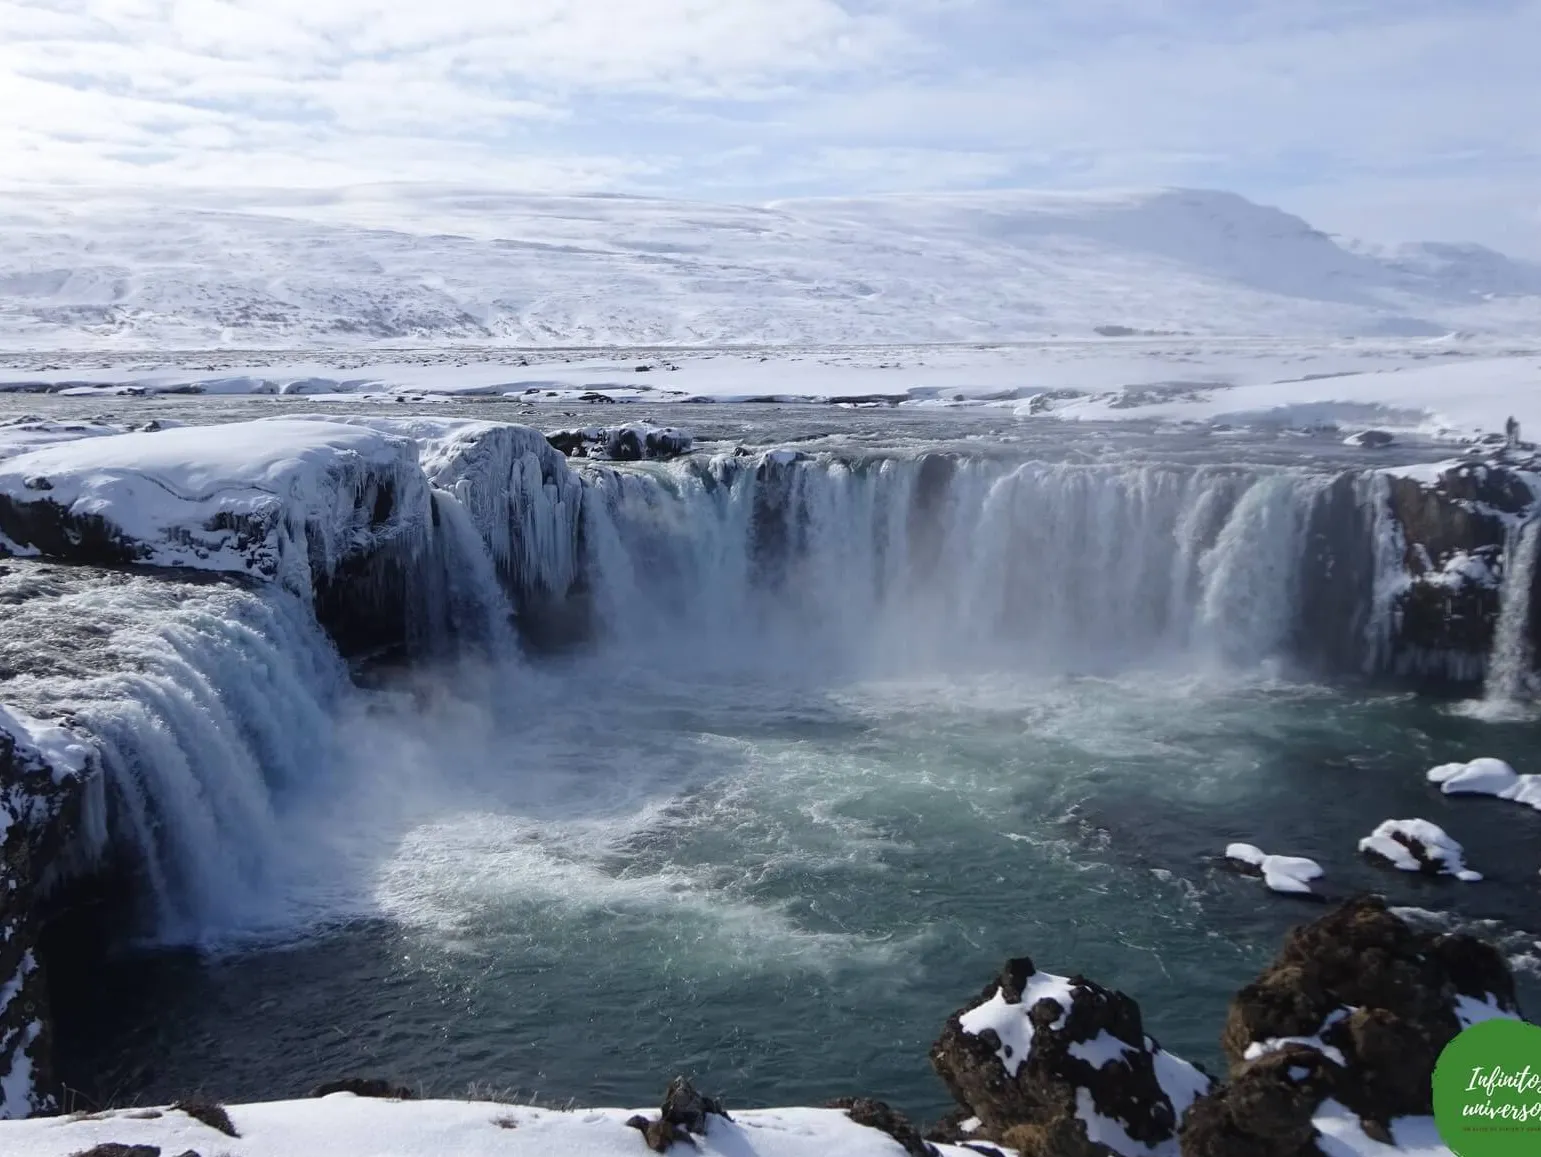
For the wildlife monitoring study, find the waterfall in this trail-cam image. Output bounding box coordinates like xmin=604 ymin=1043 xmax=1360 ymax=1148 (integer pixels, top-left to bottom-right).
xmin=0 ymin=442 xmax=1401 ymax=947
xmin=577 ymin=453 xmax=1340 ymax=673
xmin=1483 ymin=518 xmax=1541 ymax=705
xmin=0 ymin=567 xmax=350 ymax=943
xmin=413 ymin=489 xmax=520 ymax=660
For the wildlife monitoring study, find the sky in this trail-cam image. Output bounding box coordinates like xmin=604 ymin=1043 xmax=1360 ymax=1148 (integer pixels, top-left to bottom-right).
xmin=2 ymin=0 xmax=1539 ymax=255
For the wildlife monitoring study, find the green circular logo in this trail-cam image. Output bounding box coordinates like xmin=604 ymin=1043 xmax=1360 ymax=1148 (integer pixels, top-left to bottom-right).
xmin=1434 ymin=1018 xmax=1541 ymax=1156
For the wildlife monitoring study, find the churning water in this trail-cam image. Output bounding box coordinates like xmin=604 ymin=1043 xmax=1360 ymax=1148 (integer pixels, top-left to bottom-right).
xmin=2 ymin=396 xmax=1537 ymax=1119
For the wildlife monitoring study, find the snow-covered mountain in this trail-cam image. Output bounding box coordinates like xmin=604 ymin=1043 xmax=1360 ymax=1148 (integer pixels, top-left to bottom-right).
xmin=0 ymin=185 xmax=1537 ymax=348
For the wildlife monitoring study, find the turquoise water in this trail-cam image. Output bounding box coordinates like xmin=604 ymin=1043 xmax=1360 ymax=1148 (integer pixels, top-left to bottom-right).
xmin=57 ymin=660 xmax=1541 ymax=1116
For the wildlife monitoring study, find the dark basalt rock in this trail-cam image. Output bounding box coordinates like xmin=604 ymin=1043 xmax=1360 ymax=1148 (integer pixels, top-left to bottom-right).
xmin=1 ymin=713 xmax=92 ymax=1119
xmin=908 ymin=453 xmax=958 ymax=583
xmin=1178 ymin=1047 xmax=1335 ymax=1157
xmin=68 ymin=1146 xmax=165 ymax=1157
xmin=546 ymin=430 xmax=589 ymax=457
xmin=930 ymin=955 xmax=1212 ymax=1156
xmin=1381 ymin=459 xmax=1538 ymax=682
xmin=625 ymin=1076 xmax=729 ymax=1151
xmin=625 ymin=1114 xmax=689 ymax=1152
xmin=1357 ymin=823 xmax=1471 ymax=879
xmin=1294 ymin=473 xmax=1378 ymax=673
xmin=545 ymin=426 xmax=692 ymax=461
xmin=660 ymin=1076 xmax=729 ymax=1133
xmin=0 ymin=497 xmax=137 ymax=569
xmin=1216 ymin=895 xmax=1520 ymax=1140
xmin=827 ymin=1097 xmax=937 ymax=1157
xmin=927 ymin=900 xmax=1520 ymax=1157
xmin=169 ymin=1100 xmax=237 ymax=1137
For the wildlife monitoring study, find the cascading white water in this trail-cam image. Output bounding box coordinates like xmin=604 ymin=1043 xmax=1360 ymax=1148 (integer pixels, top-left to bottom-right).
xmin=578 ymin=453 xmax=1338 ymax=673
xmin=0 ymin=444 xmax=1388 ymax=948
xmin=1483 ymin=518 xmax=1541 ymax=705
xmin=0 ymin=569 xmax=350 ymax=942
xmin=413 ymin=489 xmax=521 ymax=659
xmin=0 ymin=482 xmax=523 ymax=943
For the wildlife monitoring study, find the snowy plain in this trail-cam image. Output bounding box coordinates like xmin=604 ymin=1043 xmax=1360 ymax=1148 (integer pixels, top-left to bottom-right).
xmin=2 ymin=186 xmax=1540 ymax=349
xmin=3 ymin=342 xmax=1540 ymax=446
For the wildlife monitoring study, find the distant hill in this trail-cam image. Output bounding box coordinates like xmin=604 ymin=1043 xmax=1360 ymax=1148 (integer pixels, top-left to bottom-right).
xmin=0 ymin=185 xmax=1537 ymax=348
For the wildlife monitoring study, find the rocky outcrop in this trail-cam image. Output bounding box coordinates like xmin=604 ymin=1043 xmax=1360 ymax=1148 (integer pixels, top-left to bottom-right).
xmin=827 ymin=1097 xmax=937 ymax=1157
xmin=625 ymin=1076 xmax=730 ymax=1152
xmin=0 ymin=706 xmax=93 ymax=1119
xmin=1381 ymin=458 xmax=1538 ymax=682
xmin=0 ymin=421 xmax=442 ymax=661
xmin=907 ymin=453 xmax=959 ymax=584
xmin=547 ymin=424 xmax=692 ymax=462
xmin=1294 ymin=473 xmax=1380 ymax=674
xmin=1187 ymin=895 xmax=1521 ymax=1153
xmin=929 ymin=899 xmax=1521 ymax=1157
xmin=930 ymin=957 xmax=1213 ymax=1156
xmin=1178 ymin=1047 xmax=1337 ymax=1157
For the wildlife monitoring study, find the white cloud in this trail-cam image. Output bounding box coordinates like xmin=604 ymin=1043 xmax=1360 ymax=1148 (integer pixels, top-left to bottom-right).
xmin=0 ymin=0 xmax=1537 ymax=254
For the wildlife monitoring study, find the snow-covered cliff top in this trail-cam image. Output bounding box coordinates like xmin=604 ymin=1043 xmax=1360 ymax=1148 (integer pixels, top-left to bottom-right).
xmin=0 ymin=420 xmax=432 ymax=589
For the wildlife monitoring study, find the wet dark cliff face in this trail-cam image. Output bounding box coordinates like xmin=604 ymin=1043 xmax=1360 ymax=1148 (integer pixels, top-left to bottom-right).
xmin=1294 ymin=473 xmax=1379 ymax=674
xmin=0 ymin=710 xmax=93 ymax=1118
xmin=1382 ymin=460 xmax=1537 ymax=684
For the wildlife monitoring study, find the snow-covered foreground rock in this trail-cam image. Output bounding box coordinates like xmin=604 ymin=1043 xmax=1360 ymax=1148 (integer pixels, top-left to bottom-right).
xmin=2 ymin=187 xmax=1539 ymax=349
xmin=933 ymin=959 xmax=1212 ymax=1156
xmin=1192 ymin=897 xmax=1521 ymax=1157
xmin=0 ymin=1096 xmax=1000 ymax=1157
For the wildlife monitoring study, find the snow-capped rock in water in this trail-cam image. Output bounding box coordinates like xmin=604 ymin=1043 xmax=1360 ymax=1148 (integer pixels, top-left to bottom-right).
xmin=1358 ymin=820 xmax=1483 ymax=881
xmin=547 ymin=424 xmax=693 ymax=462
xmin=0 ymin=705 xmax=94 ymax=1120
xmin=930 ymin=956 xmax=1213 ymax=1155
xmin=1190 ymin=896 xmax=1520 ymax=1157
xmin=1428 ymin=757 xmax=1541 ymax=811
xmin=1 ymin=187 xmax=1538 ymax=348
xmin=1223 ymin=843 xmax=1324 ymax=896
